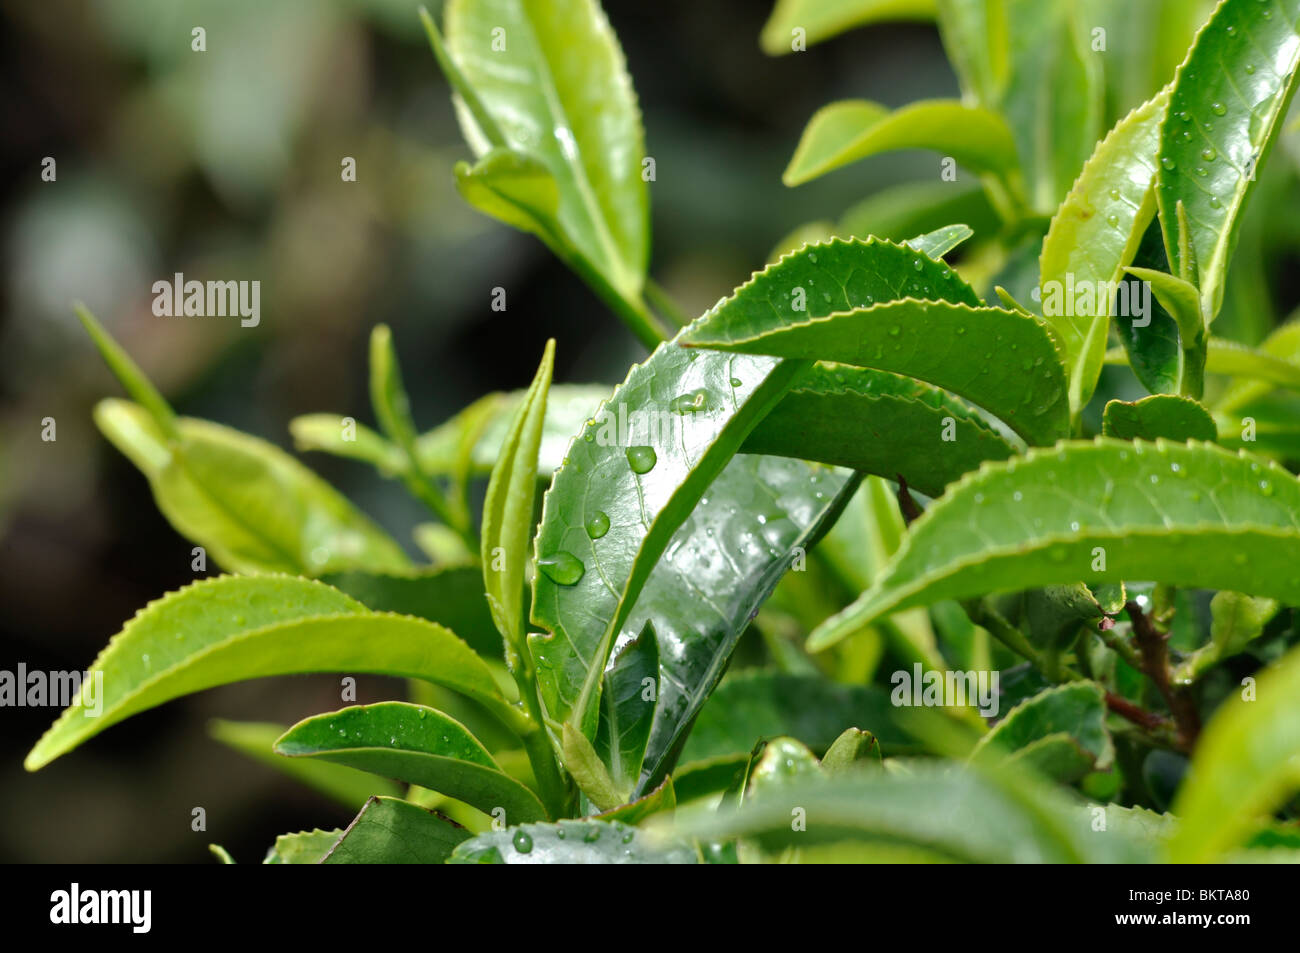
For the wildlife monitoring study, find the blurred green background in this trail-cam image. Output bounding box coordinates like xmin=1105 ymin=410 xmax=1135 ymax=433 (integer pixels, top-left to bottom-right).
xmin=0 ymin=0 xmax=958 ymax=861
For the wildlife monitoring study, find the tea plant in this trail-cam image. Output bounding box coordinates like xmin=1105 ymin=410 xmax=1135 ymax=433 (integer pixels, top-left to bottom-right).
xmin=26 ymin=0 xmax=1300 ymax=863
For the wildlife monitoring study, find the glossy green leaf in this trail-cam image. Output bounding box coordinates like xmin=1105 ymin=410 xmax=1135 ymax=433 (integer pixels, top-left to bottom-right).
xmin=760 ymin=0 xmax=936 ymax=56
xmin=971 ymin=682 xmax=1113 ymax=784
xmin=783 ymin=99 xmax=1019 ymax=187
xmin=678 ymin=671 xmax=908 ymax=765
xmin=741 ymin=363 xmax=1018 ymax=496
xmin=1125 ymin=266 xmax=1203 ymax=343
xmin=595 ymin=777 xmax=676 ymax=826
xmin=528 ymin=339 xmax=809 ymax=741
xmin=1102 ymin=395 xmax=1218 ymax=442
xmin=902 ymin=223 xmax=973 ymax=259
xmin=810 ymin=439 xmax=1300 ymax=650
xmin=317 ymin=566 xmax=503 ymax=659
xmin=1169 ymin=640 xmax=1300 ymax=862
xmin=933 ymin=0 xmax=1004 ymax=109
xmin=1039 ymin=88 xmax=1168 ymax=415
xmin=25 ymin=575 xmax=515 ymax=770
xmin=1157 ymin=0 xmax=1300 ymax=318
xmin=95 ymin=400 xmax=410 ymax=576
xmin=481 ymin=340 xmax=554 ymax=650
xmin=76 ymin=304 xmax=177 ymax=438
xmin=666 ymin=762 xmax=1156 ymax=862
xmin=209 ymin=719 xmax=402 ymax=810
xmin=685 ymin=296 xmax=1069 ymax=446
xmin=264 ymin=829 xmax=343 ymax=864
xmin=450 ymin=818 xmax=698 ymax=864
xmin=435 ymin=0 xmax=649 ymax=307
xmin=208 ymin=844 xmax=236 ymax=864
xmin=595 ymin=621 xmax=658 ymax=795
xmin=1215 ymin=319 xmax=1300 ymax=412
xmin=1115 ymin=219 xmax=1186 ymax=395
xmin=323 ymin=795 xmax=469 ymax=864
xmin=275 ymin=702 xmax=547 ymax=823
xmin=289 ymin=414 xmax=404 ymax=475
xmin=630 ymin=456 xmax=859 ymax=796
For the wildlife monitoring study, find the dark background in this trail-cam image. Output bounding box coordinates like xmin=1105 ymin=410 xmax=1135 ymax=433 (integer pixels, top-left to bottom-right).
xmin=0 ymin=0 xmax=952 ymax=861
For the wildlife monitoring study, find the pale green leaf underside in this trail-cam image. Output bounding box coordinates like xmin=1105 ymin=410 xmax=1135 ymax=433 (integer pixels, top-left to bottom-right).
xmin=25 ymin=575 xmax=509 ymax=770
xmin=1039 ymin=87 xmax=1169 ymax=414
xmin=810 ymin=439 xmax=1300 ymax=650
xmin=783 ymin=98 xmax=1020 ymax=186
xmin=276 ymin=702 xmax=547 ymax=823
xmin=1157 ymin=0 xmax=1300 ymax=316
xmin=263 ymin=829 xmax=344 ymax=864
xmin=972 ymin=681 xmax=1113 ymax=780
xmin=96 ymin=399 xmax=410 ymax=577
xmin=450 ymin=818 xmax=698 ymax=863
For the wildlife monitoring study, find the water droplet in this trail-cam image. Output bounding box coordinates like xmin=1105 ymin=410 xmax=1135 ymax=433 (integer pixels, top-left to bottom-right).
xmin=729 ymin=377 xmax=742 ymax=387
xmin=585 ymin=510 xmax=610 ymax=539
xmin=1201 ymin=147 xmax=1216 ymax=161
xmin=1209 ymin=196 xmax=1222 ymax=209
xmin=912 ymin=259 xmax=923 ymax=271
xmin=1245 ymin=63 xmax=1256 ymax=74
xmin=1182 ymin=129 xmax=1193 ymax=141
xmin=621 ymin=831 xmax=634 ymax=844
xmin=1178 ymin=110 xmax=1190 ymax=122
xmin=556 ymin=828 xmax=566 ymax=839
xmin=888 ymin=325 xmax=901 ymax=337
xmin=417 ymin=709 xmax=427 ymax=719
xmin=538 ymin=551 xmax=585 ymax=586
xmin=512 ymin=831 xmax=534 ymax=854
xmin=1211 ymin=102 xmax=1227 ymax=116
xmin=1107 ymin=214 xmax=1119 ymax=227
xmin=626 ymin=446 xmax=657 ymax=473
xmin=670 ymin=389 xmax=709 ymax=414
xmin=1260 ymin=480 xmax=1274 ymax=496
xmin=1161 ymin=157 xmax=1176 ymax=170
xmin=1012 ymin=491 xmax=1023 ymax=502
xmin=1195 ymin=167 xmax=1207 ymax=177
xmin=583 ymin=826 xmax=601 ymax=843
xmin=1108 ymin=188 xmax=1120 ymax=200
xmin=584 ymin=431 xmax=595 ymax=442
xmin=956 ymin=326 xmax=967 ymax=335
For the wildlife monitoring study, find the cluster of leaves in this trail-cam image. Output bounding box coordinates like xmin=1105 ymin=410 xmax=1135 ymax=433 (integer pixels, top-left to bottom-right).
xmin=27 ymin=0 xmax=1300 ymax=863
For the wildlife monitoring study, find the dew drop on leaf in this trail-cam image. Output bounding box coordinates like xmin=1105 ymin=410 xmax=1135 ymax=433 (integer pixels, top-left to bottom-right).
xmin=584 ymin=825 xmax=601 ymax=843
xmin=626 ymin=446 xmax=657 ymax=473
xmin=670 ymin=389 xmax=709 ymax=414
xmin=512 ymin=830 xmax=534 ymax=854
xmin=1201 ymin=147 xmax=1216 ymax=161
xmin=1161 ymin=157 xmax=1176 ymax=170
xmin=1210 ymin=102 xmax=1227 ymax=116
xmin=585 ymin=510 xmax=610 ymax=539
xmin=538 ymin=551 xmax=585 ymax=586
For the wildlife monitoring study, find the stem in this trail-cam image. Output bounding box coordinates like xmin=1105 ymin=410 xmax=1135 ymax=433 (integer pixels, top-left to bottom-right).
xmin=1104 ymin=692 xmax=1182 ymax=750
xmin=1126 ymin=600 xmax=1201 ymax=751
xmin=895 ymin=474 xmax=924 ymax=526
xmin=961 ymin=599 xmax=1046 ymax=673
xmin=1179 ymin=330 xmax=1208 ymax=400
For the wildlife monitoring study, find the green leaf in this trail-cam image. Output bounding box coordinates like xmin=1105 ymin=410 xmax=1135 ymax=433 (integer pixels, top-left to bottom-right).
xmin=1102 ymin=395 xmax=1218 ymax=442
xmin=434 ymin=0 xmax=650 ymax=312
xmin=449 ymin=818 xmax=698 ymax=864
xmin=317 ymin=566 xmax=503 ymax=659
xmin=971 ymin=682 xmax=1113 ymax=784
xmin=760 ymin=0 xmax=936 ymax=56
xmin=95 ymin=399 xmax=410 ymax=576
xmin=666 ymin=762 xmax=1156 ymax=862
xmin=679 ymin=671 xmax=908 ymax=764
xmin=1169 ymin=640 xmax=1300 ymax=862
xmin=783 ymin=99 xmax=1020 ymax=187
xmin=208 ymin=844 xmax=236 ymax=864
xmin=1204 ymin=339 xmax=1300 ymax=390
xmin=902 ymin=223 xmax=974 ymax=259
xmin=263 ymin=829 xmax=343 ymax=864
xmin=1114 ymin=219 xmax=1186 ymax=395
xmin=838 ymin=181 xmax=1001 ymax=245
xmin=323 ymin=795 xmax=469 ymax=864
xmin=810 ymin=439 xmax=1300 ymax=650
xmin=741 ymin=364 xmax=1018 ymax=497
xmin=1124 ymin=267 xmax=1203 ymax=344
xmin=527 ymin=340 xmax=809 ymax=741
xmin=1039 ymin=88 xmax=1168 ymax=415
xmin=275 ymin=702 xmax=547 ymax=823
xmin=289 ymin=414 xmax=404 ymax=475
xmin=209 ymin=719 xmax=402 ymax=810
xmin=594 ymin=777 xmax=676 ymax=826
xmin=684 ymin=296 xmax=1069 ymax=446
xmin=1157 ymin=0 xmax=1300 ymax=318
xmin=561 ymin=721 xmax=624 ymax=811
xmin=1176 ymin=590 xmax=1280 ymax=682
xmin=25 ymin=575 xmax=516 ymax=770
xmin=482 ymin=340 xmax=554 ymax=651
xmin=595 ymin=621 xmax=659 ymax=796
xmin=820 ymin=727 xmax=882 ymax=774
xmin=1215 ymin=319 xmax=1300 ymax=412
xmin=999 ymin=0 xmax=1103 ymax=212
xmin=630 ymin=456 xmax=860 ymax=796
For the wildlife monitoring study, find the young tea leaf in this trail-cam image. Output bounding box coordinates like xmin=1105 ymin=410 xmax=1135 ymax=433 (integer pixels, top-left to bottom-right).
xmin=323 ymin=795 xmax=469 ymax=864
xmin=1101 ymin=395 xmax=1218 ymax=442
xmin=760 ymin=0 xmax=937 ymax=56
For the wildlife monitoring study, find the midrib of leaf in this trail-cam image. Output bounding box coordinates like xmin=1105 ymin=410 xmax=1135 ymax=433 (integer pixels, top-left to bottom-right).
xmin=514 ymin=2 xmax=636 ymax=299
